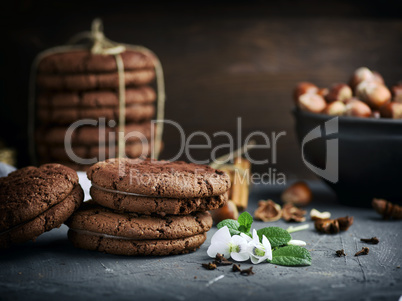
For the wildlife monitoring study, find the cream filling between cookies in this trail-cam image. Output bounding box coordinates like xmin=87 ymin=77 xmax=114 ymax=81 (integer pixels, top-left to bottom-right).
xmin=70 ymin=228 xmax=140 ymax=240
xmin=91 ymin=183 xmax=164 ymax=198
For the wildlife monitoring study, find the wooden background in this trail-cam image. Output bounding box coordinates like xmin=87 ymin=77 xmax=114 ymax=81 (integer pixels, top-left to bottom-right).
xmin=1 ymin=1 xmax=402 ymax=179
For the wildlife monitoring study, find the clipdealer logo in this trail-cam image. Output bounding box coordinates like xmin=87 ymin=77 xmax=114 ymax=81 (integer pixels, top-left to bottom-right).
xmin=301 ymin=117 xmax=339 ymax=183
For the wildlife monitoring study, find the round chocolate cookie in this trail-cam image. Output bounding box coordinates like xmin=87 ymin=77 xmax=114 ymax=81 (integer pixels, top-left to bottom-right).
xmin=68 ymin=230 xmax=206 ymax=256
xmin=36 ymin=69 xmax=155 ymax=91
xmin=38 ymin=50 xmax=156 ymax=74
xmin=90 ymin=185 xmax=227 ymax=216
xmin=36 ymin=122 xmax=153 ymax=146
xmin=37 ymin=104 xmax=155 ymax=125
xmin=65 ymin=201 xmax=212 ymax=240
xmin=0 ymin=164 xmax=84 ymax=248
xmin=87 ymin=158 xmax=231 ymax=198
xmin=37 ymin=86 xmax=156 ymax=108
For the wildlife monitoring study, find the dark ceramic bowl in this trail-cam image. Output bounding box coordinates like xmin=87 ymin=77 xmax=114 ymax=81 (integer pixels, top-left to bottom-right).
xmin=293 ymin=108 xmax=402 ymax=207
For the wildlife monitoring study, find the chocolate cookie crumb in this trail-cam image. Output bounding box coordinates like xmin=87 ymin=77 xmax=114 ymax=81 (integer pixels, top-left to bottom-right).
xmin=232 ymin=264 xmax=241 ymax=272
xmin=336 ymin=249 xmax=346 ymax=257
xmin=360 ymin=237 xmax=379 ymax=244
xmin=355 ymin=247 xmax=369 ymax=256
xmin=202 ymin=262 xmax=217 ymax=270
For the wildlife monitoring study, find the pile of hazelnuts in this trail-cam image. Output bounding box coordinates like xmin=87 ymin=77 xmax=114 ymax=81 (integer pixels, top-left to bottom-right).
xmin=294 ymin=67 xmax=402 ymax=119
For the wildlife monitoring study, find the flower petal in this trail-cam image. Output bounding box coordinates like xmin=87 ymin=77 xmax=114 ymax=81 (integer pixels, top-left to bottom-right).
xmin=288 ymin=239 xmax=306 ymax=247
xmin=207 ymin=241 xmax=230 ymax=258
xmin=211 ymin=226 xmax=231 ymax=245
xmin=231 ymin=251 xmax=250 ymax=262
xmin=262 ymin=235 xmax=271 ymax=250
xmin=252 ymin=229 xmax=259 ymax=243
xmin=240 ymin=232 xmax=252 ymax=242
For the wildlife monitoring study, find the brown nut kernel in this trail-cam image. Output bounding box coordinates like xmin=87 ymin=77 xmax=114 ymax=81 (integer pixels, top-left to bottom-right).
xmin=210 ymin=200 xmax=239 ymax=224
xmin=325 ymin=83 xmax=353 ymax=103
xmin=355 ymin=81 xmax=391 ymax=110
xmin=344 ymin=99 xmax=372 ymax=118
xmin=391 ymin=84 xmax=402 ymax=103
xmin=323 ymin=101 xmax=347 ymax=116
xmin=379 ymin=102 xmax=402 ymax=119
xmin=293 ymin=82 xmax=319 ymax=103
xmin=282 ymin=204 xmax=306 ymax=222
xmin=318 ymin=88 xmax=329 ymax=98
xmin=310 ymin=208 xmax=331 ymax=221
xmin=281 ymin=181 xmax=312 ymax=206
xmin=372 ymin=198 xmax=402 ymax=220
xmin=254 ymin=200 xmax=282 ymax=222
xmin=337 ymin=216 xmax=354 ymax=231
xmin=314 ymin=219 xmax=340 ymax=234
xmin=297 ymin=93 xmax=327 ymax=113
xmin=349 ymin=67 xmax=383 ymax=90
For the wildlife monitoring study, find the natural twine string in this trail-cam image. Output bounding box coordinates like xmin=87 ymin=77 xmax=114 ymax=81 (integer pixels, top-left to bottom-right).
xmin=28 ymin=18 xmax=165 ymax=165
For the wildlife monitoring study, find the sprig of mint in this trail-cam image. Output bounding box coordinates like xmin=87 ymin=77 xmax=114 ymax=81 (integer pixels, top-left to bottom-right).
xmin=257 ymin=227 xmax=291 ymax=248
xmin=216 ymin=211 xmax=311 ymax=266
xmin=270 ymin=245 xmax=312 ymax=266
xmin=217 ymin=212 xmax=253 ymax=236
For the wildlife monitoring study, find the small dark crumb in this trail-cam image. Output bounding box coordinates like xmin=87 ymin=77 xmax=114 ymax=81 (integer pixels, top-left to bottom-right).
xmin=214 ymin=253 xmax=233 ymax=266
xmin=240 ymin=267 xmax=255 ymax=276
xmin=360 ymin=237 xmax=379 ymax=244
xmin=355 ymin=247 xmax=369 ymax=257
xmin=194 ymin=276 xmax=197 ymax=279
xmin=275 ymin=266 xmax=277 ymax=268
xmin=202 ymin=262 xmax=217 ymax=270
xmin=232 ymin=264 xmax=241 ymax=272
xmin=336 ymin=249 xmax=346 ymax=257
xmin=397 ymin=266 xmax=400 ymax=269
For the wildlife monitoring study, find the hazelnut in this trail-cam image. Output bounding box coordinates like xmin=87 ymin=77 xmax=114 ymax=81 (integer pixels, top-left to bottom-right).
xmin=356 ymin=81 xmax=391 ymax=109
xmin=323 ymin=100 xmax=346 ymax=116
xmin=254 ymin=200 xmax=282 ymax=222
xmin=325 ymin=83 xmax=353 ymax=103
xmin=315 ymin=219 xmax=340 ymax=234
xmin=380 ymin=102 xmax=402 ymax=119
xmin=281 ymin=181 xmax=312 ymax=206
xmin=317 ymin=88 xmax=329 ymax=98
xmin=372 ymin=198 xmax=402 ymax=220
xmin=210 ymin=200 xmax=239 ymax=224
xmin=371 ymin=110 xmax=381 ymax=118
xmin=391 ymin=84 xmax=402 ymax=103
xmin=349 ymin=67 xmax=383 ymax=90
xmin=310 ymin=208 xmax=331 ymax=221
xmin=282 ymin=204 xmax=306 ymax=222
xmin=337 ymin=216 xmax=354 ymax=231
xmin=344 ymin=99 xmax=372 ymax=118
xmin=297 ymin=93 xmax=327 ymax=113
xmin=293 ymin=82 xmax=319 ymax=103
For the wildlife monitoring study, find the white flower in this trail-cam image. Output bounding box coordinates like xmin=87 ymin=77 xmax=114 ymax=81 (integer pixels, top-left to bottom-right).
xmin=247 ymin=229 xmax=272 ymax=264
xmin=288 ymin=239 xmax=306 ymax=246
xmin=207 ymin=226 xmax=250 ymax=261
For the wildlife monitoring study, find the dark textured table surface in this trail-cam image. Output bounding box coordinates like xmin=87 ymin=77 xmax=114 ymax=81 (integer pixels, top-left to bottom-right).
xmin=1 ymin=181 xmax=401 ymax=301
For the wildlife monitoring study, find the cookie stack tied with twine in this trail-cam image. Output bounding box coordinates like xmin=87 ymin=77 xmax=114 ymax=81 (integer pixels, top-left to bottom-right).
xmin=29 ymin=19 xmax=165 ymax=171
xmin=65 ymin=158 xmax=231 ymax=256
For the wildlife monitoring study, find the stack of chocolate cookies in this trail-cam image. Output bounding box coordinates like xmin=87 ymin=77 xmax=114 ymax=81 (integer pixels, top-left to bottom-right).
xmin=35 ymin=50 xmax=157 ymax=170
xmin=0 ymin=164 xmax=84 ymax=248
xmin=65 ymin=158 xmax=231 ymax=256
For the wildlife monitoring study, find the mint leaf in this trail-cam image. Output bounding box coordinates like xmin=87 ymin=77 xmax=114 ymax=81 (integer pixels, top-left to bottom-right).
xmin=217 ymin=219 xmax=241 ymax=236
xmin=257 ymin=227 xmax=291 ymax=247
xmin=237 ymin=212 xmax=253 ymax=233
xmin=270 ymin=245 xmax=312 ymax=266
